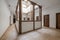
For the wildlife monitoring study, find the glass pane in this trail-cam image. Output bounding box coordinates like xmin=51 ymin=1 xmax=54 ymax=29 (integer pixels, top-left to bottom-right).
xmin=22 ymin=1 xmax=33 ymax=21
xmin=21 ymin=1 xmax=33 ymax=33
xmin=35 ymin=5 xmax=40 ymax=21
xmin=34 ymin=5 xmax=42 ymax=29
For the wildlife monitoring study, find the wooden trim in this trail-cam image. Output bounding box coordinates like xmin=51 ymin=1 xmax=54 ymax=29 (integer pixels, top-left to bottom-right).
xmin=56 ymin=13 xmax=58 ymax=29
xmin=21 ymin=21 xmax=41 ymax=22
xmin=44 ymin=15 xmax=45 ymax=26
xmin=22 ymin=20 xmax=41 ymax=22
xmin=22 ymin=21 xmax=33 ymax=22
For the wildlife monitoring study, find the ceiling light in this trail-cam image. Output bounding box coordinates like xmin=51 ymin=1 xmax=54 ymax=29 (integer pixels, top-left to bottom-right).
xmin=24 ymin=0 xmax=28 ymax=1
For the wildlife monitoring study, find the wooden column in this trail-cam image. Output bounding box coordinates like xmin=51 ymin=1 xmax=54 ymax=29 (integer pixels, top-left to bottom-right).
xmin=30 ymin=1 xmax=35 ymax=30
xmin=18 ymin=0 xmax=22 ymax=34
xmin=39 ymin=6 xmax=42 ymax=27
xmin=39 ymin=6 xmax=41 ymax=21
xmin=41 ymin=7 xmax=42 ymax=27
xmin=33 ymin=4 xmax=35 ymax=30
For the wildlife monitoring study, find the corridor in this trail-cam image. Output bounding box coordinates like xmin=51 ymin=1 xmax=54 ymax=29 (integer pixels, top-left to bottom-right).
xmin=0 ymin=0 xmax=60 ymax=40
xmin=1 ymin=24 xmax=60 ymax=40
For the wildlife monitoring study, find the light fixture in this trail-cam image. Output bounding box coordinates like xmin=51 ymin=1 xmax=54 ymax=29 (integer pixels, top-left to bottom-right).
xmin=24 ymin=0 xmax=28 ymax=1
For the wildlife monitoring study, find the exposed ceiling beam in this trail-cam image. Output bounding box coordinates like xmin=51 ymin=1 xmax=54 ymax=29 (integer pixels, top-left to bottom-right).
xmin=29 ymin=0 xmax=42 ymax=8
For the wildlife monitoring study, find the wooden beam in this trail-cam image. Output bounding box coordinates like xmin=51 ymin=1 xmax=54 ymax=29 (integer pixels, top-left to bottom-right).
xmin=29 ymin=0 xmax=42 ymax=8
xmin=33 ymin=5 xmax=35 ymax=30
xmin=18 ymin=0 xmax=22 ymax=34
xmin=29 ymin=1 xmax=35 ymax=30
xmin=39 ymin=6 xmax=42 ymax=27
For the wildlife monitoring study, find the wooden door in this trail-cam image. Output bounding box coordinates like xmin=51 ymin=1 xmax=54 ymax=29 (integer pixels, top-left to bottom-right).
xmin=44 ymin=15 xmax=49 ymax=27
xmin=56 ymin=13 xmax=60 ymax=29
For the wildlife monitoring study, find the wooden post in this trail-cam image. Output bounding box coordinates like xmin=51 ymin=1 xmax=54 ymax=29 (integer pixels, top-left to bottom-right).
xmin=39 ymin=6 xmax=42 ymax=27
xmin=30 ymin=1 xmax=38 ymax=30
xmin=18 ymin=0 xmax=22 ymax=34
xmin=33 ymin=5 xmax=35 ymax=30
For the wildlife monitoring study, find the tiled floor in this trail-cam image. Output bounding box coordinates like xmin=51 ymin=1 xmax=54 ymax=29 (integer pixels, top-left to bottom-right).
xmin=1 ymin=24 xmax=60 ymax=40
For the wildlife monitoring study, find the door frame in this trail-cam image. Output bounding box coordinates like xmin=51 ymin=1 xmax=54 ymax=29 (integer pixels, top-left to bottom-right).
xmin=44 ymin=15 xmax=49 ymax=27
xmin=56 ymin=13 xmax=60 ymax=29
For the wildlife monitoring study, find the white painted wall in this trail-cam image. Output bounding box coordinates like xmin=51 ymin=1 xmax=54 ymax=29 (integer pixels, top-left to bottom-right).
xmin=42 ymin=5 xmax=60 ymax=28
xmin=22 ymin=22 xmax=42 ymax=33
xmin=35 ymin=22 xmax=41 ymax=29
xmin=22 ymin=22 xmax=33 ymax=33
xmin=16 ymin=21 xmax=19 ymax=32
xmin=31 ymin=0 xmax=60 ymax=28
xmin=0 ymin=0 xmax=10 ymax=37
xmin=10 ymin=13 xmax=13 ymax=24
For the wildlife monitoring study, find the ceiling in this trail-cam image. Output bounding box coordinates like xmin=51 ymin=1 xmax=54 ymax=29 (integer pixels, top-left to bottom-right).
xmin=31 ymin=0 xmax=60 ymax=10
xmin=5 ymin=0 xmax=60 ymax=14
xmin=5 ymin=0 xmax=17 ymax=14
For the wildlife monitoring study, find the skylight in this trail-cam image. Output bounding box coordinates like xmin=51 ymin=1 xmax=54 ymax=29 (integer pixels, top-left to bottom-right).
xmin=22 ymin=1 xmax=33 ymax=13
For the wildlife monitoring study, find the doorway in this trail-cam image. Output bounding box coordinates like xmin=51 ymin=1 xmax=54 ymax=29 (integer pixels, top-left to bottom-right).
xmin=56 ymin=13 xmax=60 ymax=29
xmin=44 ymin=15 xmax=49 ymax=27
xmin=13 ymin=15 xmax=16 ymax=23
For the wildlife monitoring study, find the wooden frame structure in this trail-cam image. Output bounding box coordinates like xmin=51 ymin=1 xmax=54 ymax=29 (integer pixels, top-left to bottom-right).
xmin=15 ymin=0 xmax=42 ymax=34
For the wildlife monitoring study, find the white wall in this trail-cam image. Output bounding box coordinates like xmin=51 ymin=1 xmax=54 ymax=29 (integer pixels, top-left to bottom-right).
xmin=16 ymin=21 xmax=19 ymax=32
xmin=0 ymin=0 xmax=10 ymax=37
xmin=22 ymin=22 xmax=42 ymax=33
xmin=42 ymin=5 xmax=60 ymax=28
xmin=22 ymin=22 xmax=33 ymax=33
xmin=10 ymin=13 xmax=13 ymax=24
xmin=35 ymin=22 xmax=41 ymax=29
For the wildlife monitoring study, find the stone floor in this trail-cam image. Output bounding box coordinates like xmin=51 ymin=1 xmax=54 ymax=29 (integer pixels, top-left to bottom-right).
xmin=0 ymin=24 xmax=18 ymax=40
xmin=17 ymin=27 xmax=60 ymax=40
xmin=1 ymin=24 xmax=60 ymax=40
